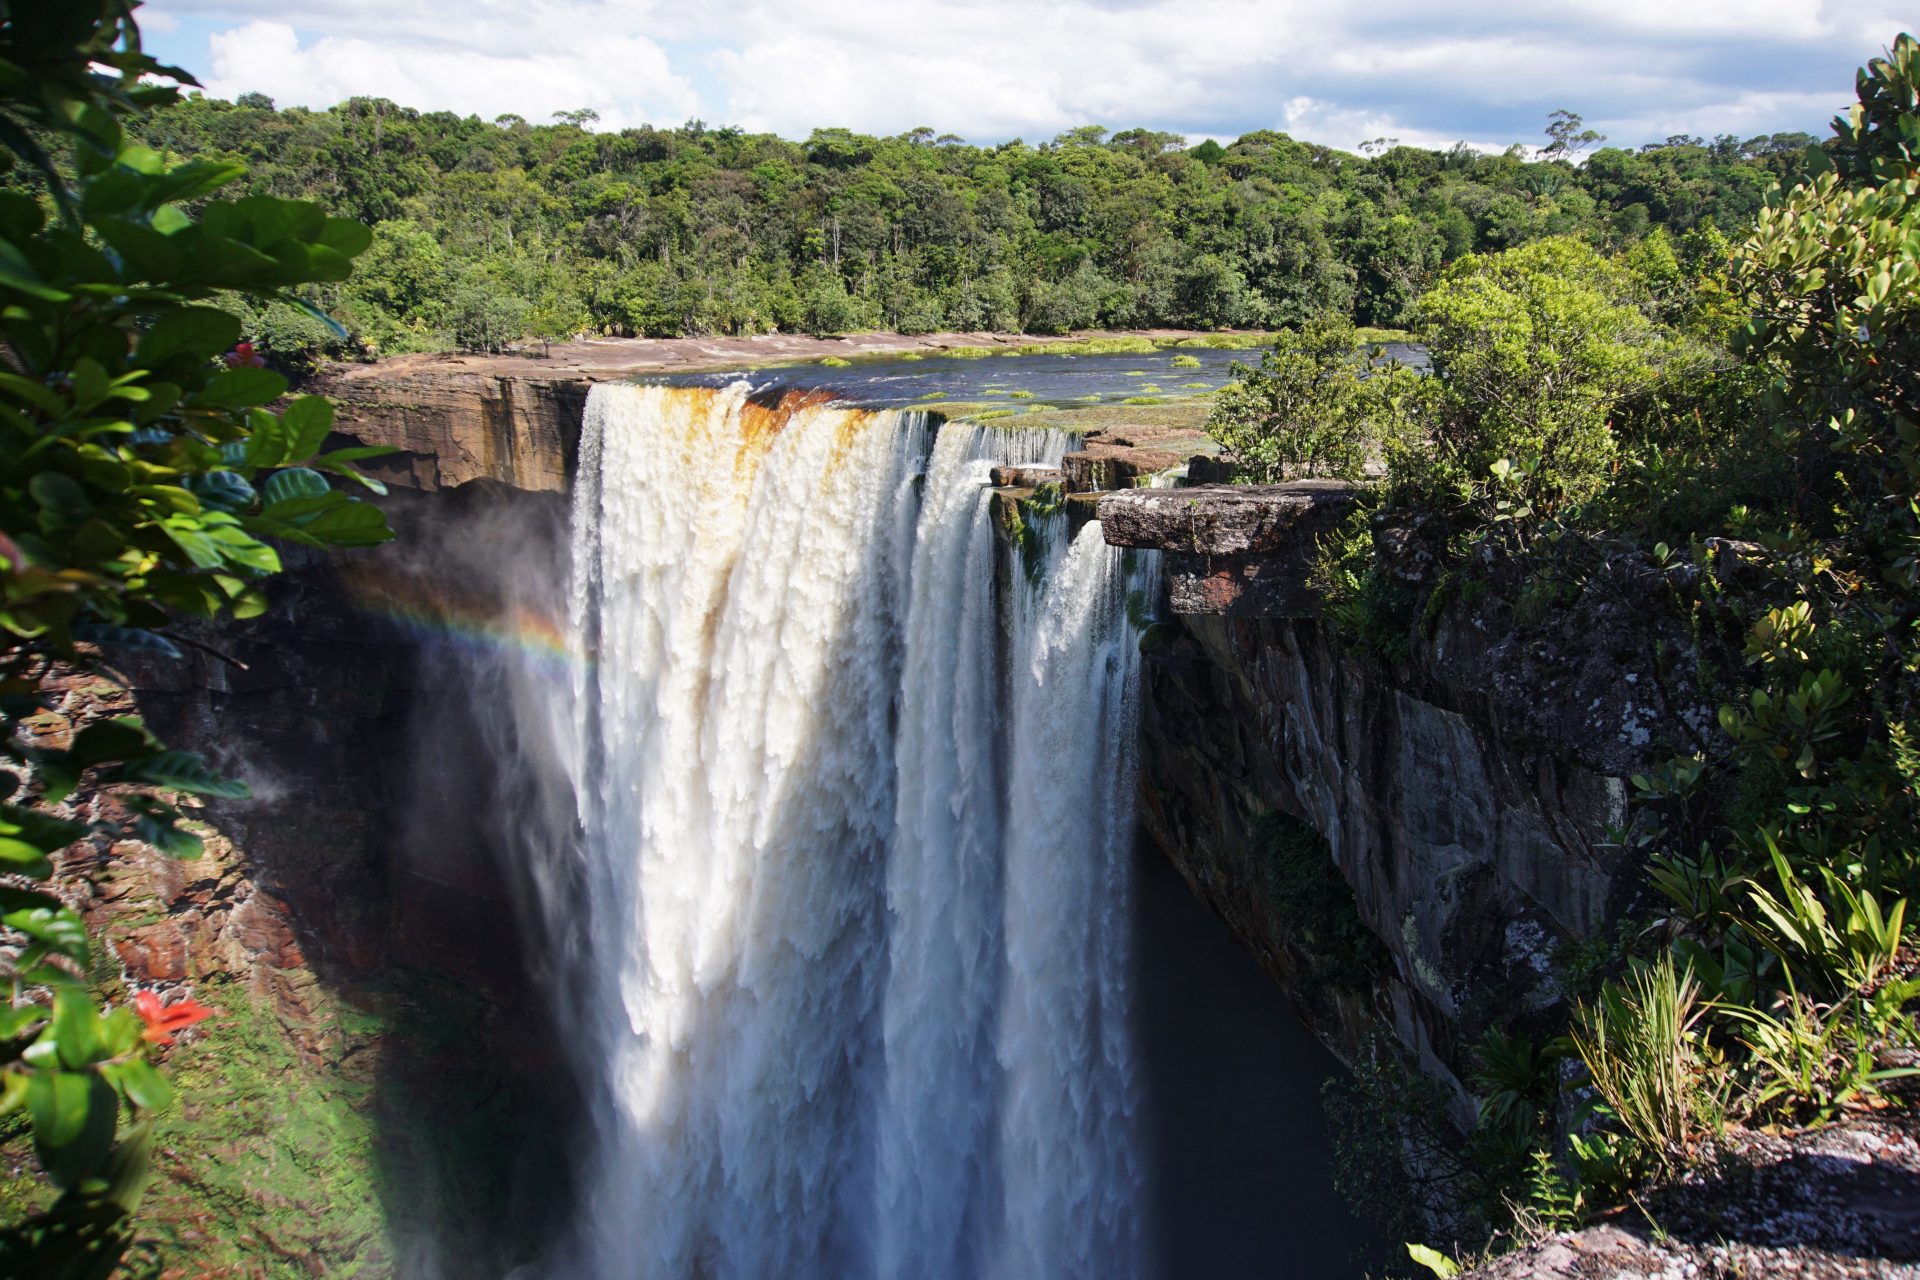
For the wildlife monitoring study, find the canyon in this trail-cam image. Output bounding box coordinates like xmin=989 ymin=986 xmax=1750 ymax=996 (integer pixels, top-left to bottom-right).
xmin=26 ymin=352 xmax=1905 ymax=1277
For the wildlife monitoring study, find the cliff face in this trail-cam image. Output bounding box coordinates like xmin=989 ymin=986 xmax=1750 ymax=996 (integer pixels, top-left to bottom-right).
xmin=1101 ymin=484 xmax=1701 ymax=1104
xmin=308 ymin=365 xmax=587 ymax=491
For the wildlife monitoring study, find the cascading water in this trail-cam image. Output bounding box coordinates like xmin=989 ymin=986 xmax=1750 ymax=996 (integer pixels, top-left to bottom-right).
xmin=542 ymin=382 xmax=1150 ymax=1279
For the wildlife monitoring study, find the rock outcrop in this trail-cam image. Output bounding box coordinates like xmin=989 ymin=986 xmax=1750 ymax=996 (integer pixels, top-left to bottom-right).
xmin=1103 ymin=482 xmax=1357 ymax=616
xmin=309 ymin=365 xmax=586 ymax=492
xmin=1103 ymin=484 xmax=1702 ymax=1104
xmin=1461 ymin=1118 xmax=1920 ymax=1279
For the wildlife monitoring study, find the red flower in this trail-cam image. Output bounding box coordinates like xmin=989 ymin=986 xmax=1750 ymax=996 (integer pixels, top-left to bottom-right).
xmin=223 ymin=342 xmax=267 ymax=370
xmin=133 ymin=990 xmax=215 ymax=1045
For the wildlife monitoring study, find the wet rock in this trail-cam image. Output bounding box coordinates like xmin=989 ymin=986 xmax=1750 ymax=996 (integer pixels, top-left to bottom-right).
xmin=988 ymin=464 xmax=1062 ymax=488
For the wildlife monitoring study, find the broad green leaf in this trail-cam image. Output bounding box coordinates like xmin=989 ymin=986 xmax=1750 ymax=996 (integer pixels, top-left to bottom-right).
xmin=186 ymin=470 xmax=256 ymax=513
xmin=112 ymin=1058 xmax=172 ymax=1113
xmin=281 ymin=396 xmax=335 ymax=460
xmin=0 ymin=805 xmax=86 ymax=876
xmin=26 ymin=1068 xmax=93 ymax=1148
xmin=203 ymin=524 xmax=279 ymax=574
xmin=0 ymin=238 xmax=70 ymax=301
xmin=135 ymin=811 xmax=203 ymax=859
xmin=193 ymin=366 xmax=287 ymax=411
xmin=51 ymin=987 xmax=102 ymax=1070
xmin=0 ymin=1002 xmax=49 ymax=1041
xmin=4 ymin=905 xmax=90 ymax=966
xmin=30 ymin=1072 xmax=117 ymax=1189
xmin=243 ymin=410 xmax=291 ymax=468
xmin=262 ymin=466 xmax=330 ymax=508
xmin=67 ymin=718 xmax=156 ymax=769
xmin=135 ymin=306 xmax=240 ymax=366
xmin=302 ymin=498 xmax=393 ymax=546
xmin=106 ymin=750 xmax=249 ymax=799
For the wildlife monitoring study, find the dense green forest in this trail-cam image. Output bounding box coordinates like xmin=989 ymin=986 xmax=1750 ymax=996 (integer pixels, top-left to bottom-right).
xmin=123 ymin=93 xmax=1820 ymax=360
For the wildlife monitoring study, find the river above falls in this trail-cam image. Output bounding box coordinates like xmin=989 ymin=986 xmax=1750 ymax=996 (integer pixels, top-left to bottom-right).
xmin=652 ymin=342 xmax=1426 ymax=411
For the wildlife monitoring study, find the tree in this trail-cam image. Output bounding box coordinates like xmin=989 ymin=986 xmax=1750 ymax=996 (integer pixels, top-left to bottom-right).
xmin=0 ymin=3 xmax=390 ymax=1269
xmin=1542 ymin=109 xmax=1606 ymax=161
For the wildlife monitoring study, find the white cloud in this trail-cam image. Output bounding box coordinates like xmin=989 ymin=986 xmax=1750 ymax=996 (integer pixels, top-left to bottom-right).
xmin=145 ymin=0 xmax=1903 ymax=149
xmin=200 ymin=13 xmax=701 ymax=130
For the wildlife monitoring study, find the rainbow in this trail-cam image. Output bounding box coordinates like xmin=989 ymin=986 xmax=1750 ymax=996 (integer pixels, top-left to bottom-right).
xmin=341 ymin=566 xmax=587 ymax=679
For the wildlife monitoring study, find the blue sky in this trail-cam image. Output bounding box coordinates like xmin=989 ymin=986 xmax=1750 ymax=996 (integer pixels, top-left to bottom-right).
xmin=138 ymin=1 xmax=1908 ymax=153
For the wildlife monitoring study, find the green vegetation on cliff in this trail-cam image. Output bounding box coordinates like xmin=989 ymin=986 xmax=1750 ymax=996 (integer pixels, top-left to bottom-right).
xmin=1210 ymin=32 xmax=1920 ymax=1272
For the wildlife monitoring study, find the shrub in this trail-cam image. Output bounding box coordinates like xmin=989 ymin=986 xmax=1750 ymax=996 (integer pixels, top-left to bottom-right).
xmin=1404 ymin=237 xmax=1675 ymax=515
xmin=1207 ymin=313 xmax=1421 ymax=482
xmin=1569 ymin=956 xmax=1724 ymax=1172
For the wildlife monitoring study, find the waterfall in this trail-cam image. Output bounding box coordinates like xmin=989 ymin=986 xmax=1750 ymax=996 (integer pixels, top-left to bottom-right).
xmin=544 ymin=382 xmax=1149 ymax=1279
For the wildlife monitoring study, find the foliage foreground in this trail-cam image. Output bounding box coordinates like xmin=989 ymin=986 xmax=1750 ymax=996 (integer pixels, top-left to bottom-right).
xmin=0 ymin=3 xmax=393 ymax=1273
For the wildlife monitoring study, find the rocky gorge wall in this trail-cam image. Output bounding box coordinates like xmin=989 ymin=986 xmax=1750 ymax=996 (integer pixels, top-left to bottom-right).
xmin=1094 ymin=484 xmax=1705 ymax=1108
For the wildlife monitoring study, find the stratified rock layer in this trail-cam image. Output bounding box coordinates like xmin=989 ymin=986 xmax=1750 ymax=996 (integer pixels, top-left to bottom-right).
xmin=309 ymin=366 xmax=586 ymax=491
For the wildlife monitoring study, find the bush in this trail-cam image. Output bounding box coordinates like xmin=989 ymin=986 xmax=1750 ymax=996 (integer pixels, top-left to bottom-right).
xmin=1404 ymin=237 xmax=1674 ymax=516
xmin=1207 ymin=314 xmax=1421 ymax=482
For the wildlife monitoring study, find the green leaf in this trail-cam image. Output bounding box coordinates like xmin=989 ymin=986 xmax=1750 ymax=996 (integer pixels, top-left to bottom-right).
xmin=106 ymin=750 xmax=249 ymax=799
xmin=134 ymin=811 xmax=203 ymax=859
xmin=67 ymin=719 xmax=156 ymax=769
xmin=0 ymin=238 xmax=71 ymax=301
xmin=4 ymin=905 xmax=90 ymax=966
xmin=316 ymin=216 xmax=373 ymax=258
xmin=111 ymin=1059 xmax=172 ymax=1114
xmin=193 ymin=366 xmax=287 ymax=411
xmin=1406 ymin=1243 xmax=1461 ymax=1278
xmin=280 ymin=396 xmax=335 ymax=461
xmin=185 ymin=470 xmax=255 ymax=514
xmin=262 ymin=467 xmax=330 ymax=508
xmin=30 ymin=1072 xmax=118 ymax=1189
xmin=51 ymin=988 xmax=102 ymax=1070
xmin=135 ymin=306 xmax=240 ymax=366
xmin=0 ymin=805 xmax=86 ymax=876
xmin=203 ymin=524 xmax=279 ymax=574
xmin=0 ymin=1002 xmax=49 ymax=1041
xmin=301 ymin=498 xmax=393 ymax=546
xmin=27 ymin=1069 xmax=93 ymax=1148
xmin=242 ymin=409 xmax=291 ymax=468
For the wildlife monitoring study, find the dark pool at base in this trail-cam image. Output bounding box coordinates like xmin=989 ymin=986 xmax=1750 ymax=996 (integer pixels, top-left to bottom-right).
xmin=1132 ymin=842 xmax=1387 ymax=1279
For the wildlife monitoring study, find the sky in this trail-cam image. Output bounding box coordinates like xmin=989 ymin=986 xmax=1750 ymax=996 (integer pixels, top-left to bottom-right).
xmin=137 ymin=1 xmax=1910 ymax=154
